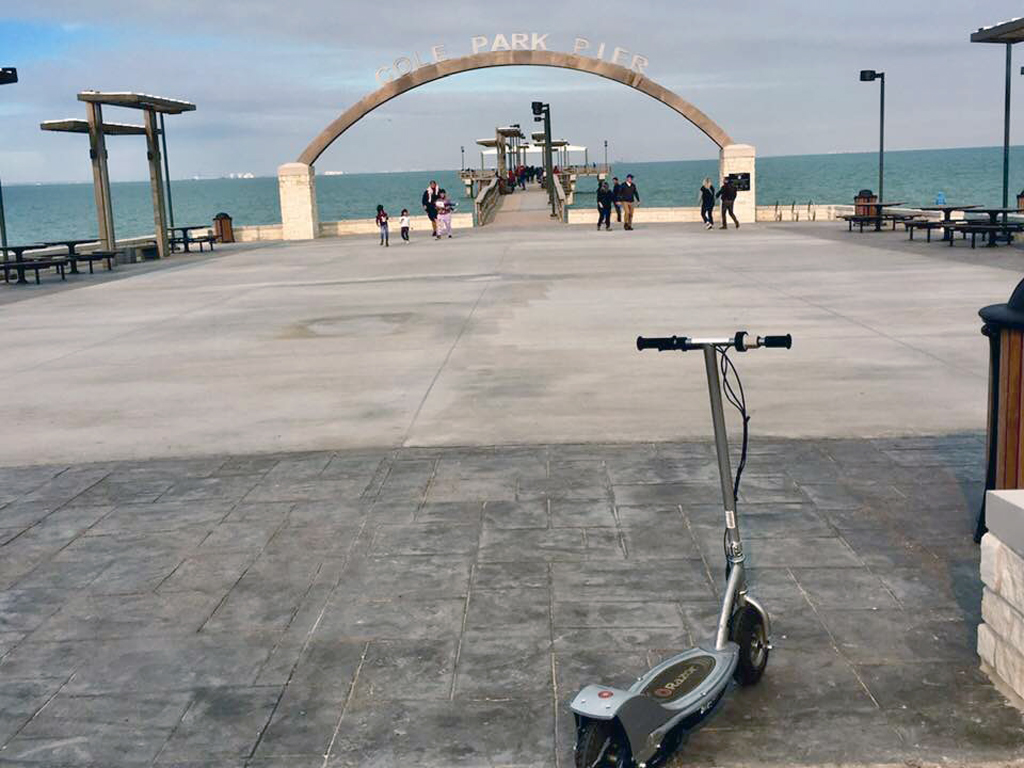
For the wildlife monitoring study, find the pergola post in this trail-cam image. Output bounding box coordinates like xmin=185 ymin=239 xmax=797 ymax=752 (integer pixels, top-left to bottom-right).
xmin=85 ymin=101 xmax=115 ymax=250
xmin=143 ymin=108 xmax=169 ymax=259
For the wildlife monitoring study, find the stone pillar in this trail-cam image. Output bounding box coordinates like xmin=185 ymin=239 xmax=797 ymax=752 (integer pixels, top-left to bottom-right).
xmin=979 ymin=490 xmax=1024 ymax=704
xmin=278 ymin=162 xmax=319 ymax=240
xmin=719 ymin=143 xmax=757 ymax=224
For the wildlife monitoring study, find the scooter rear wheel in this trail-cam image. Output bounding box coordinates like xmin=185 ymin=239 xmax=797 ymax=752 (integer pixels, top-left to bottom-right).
xmin=731 ymin=605 xmax=769 ymax=685
xmin=575 ymin=719 xmax=632 ymax=768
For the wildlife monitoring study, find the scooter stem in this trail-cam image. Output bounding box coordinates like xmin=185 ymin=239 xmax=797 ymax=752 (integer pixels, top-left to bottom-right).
xmin=702 ymin=345 xmax=745 ymax=650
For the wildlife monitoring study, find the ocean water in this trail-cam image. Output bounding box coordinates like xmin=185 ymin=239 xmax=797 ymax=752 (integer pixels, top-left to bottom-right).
xmin=4 ymin=146 xmax=1024 ymax=244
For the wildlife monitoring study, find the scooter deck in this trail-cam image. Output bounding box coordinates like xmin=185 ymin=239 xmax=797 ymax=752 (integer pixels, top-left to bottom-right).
xmin=636 ymin=653 xmax=717 ymax=704
xmin=629 ymin=645 xmax=737 ymax=713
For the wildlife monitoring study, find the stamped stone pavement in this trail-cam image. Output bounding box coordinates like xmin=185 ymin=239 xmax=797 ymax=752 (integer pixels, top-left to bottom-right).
xmin=0 ymin=433 xmax=1019 ymax=767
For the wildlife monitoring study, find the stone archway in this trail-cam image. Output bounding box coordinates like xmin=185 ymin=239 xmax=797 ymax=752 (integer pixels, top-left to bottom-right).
xmin=279 ymin=49 xmax=755 ymax=238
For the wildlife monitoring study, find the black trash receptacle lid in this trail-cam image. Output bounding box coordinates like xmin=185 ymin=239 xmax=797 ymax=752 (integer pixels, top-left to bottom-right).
xmin=214 ymin=212 xmax=231 ymax=220
xmin=857 ymin=189 xmax=874 ymax=197
xmin=980 ymin=278 xmax=1024 ymax=330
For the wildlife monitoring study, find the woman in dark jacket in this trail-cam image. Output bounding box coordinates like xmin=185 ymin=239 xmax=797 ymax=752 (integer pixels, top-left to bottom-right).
xmin=699 ymin=177 xmax=715 ymax=229
xmin=596 ymin=181 xmax=614 ymax=230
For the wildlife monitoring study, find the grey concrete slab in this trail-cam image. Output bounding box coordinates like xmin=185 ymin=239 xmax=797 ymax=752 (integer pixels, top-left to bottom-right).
xmin=0 ymin=437 xmax=1015 ymax=765
xmin=3 ymin=690 xmax=192 ymax=765
xmin=352 ymin=638 xmax=457 ymax=701
xmin=154 ymin=686 xmax=280 ymax=764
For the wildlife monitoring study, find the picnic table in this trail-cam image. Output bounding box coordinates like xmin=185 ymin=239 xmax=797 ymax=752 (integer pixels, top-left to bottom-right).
xmin=39 ymin=239 xmax=100 ymax=275
xmin=842 ymin=202 xmax=909 ymax=232
xmin=919 ymin=205 xmax=980 ymax=241
xmin=958 ymin=207 xmax=1023 ymax=247
xmin=2 ymin=244 xmax=48 ymax=285
xmin=168 ymin=225 xmax=209 ymax=253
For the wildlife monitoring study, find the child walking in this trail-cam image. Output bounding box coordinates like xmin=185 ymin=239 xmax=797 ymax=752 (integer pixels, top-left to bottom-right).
xmin=399 ymin=209 xmax=410 ymax=242
xmin=375 ymin=204 xmax=389 ymax=246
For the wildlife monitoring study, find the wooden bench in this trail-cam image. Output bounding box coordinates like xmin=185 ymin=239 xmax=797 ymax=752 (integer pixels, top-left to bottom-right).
xmin=904 ymin=220 xmax=947 ymax=242
xmin=840 ymin=214 xmax=881 ymax=232
xmin=950 ymin=223 xmax=1024 ymax=248
xmin=71 ymin=250 xmax=117 ymax=273
xmin=192 ymin=234 xmax=216 ymax=252
xmin=2 ymin=258 xmax=68 ymax=284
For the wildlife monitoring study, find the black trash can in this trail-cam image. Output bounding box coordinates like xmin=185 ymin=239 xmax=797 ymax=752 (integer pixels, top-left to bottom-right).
xmin=213 ymin=212 xmax=234 ymax=243
xmin=976 ymin=277 xmax=1024 ymax=541
xmin=855 ymin=189 xmax=876 ymax=216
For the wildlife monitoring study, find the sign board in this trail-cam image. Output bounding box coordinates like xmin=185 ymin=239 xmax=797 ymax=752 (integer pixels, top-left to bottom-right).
xmin=726 ymin=172 xmax=750 ymax=192
xmin=376 ymin=35 xmax=649 ymax=85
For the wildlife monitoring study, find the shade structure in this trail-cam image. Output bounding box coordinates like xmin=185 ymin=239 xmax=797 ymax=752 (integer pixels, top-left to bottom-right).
xmin=40 ymin=119 xmax=147 ymax=135
xmin=42 ymin=92 xmax=195 ymax=258
xmin=77 ymin=91 xmax=196 ymax=114
xmin=971 ymin=17 xmax=1024 ymax=43
xmin=970 ymin=17 xmax=1024 ymax=207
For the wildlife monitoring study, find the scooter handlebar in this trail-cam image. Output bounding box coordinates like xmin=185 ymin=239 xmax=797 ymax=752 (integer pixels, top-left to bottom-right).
xmin=637 ymin=332 xmax=793 ymax=352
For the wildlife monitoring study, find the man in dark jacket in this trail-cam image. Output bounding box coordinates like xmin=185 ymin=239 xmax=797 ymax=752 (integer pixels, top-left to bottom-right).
xmin=422 ymin=181 xmax=439 ymax=237
xmin=716 ymin=177 xmax=740 ymax=229
xmin=611 ymin=177 xmax=622 ymax=222
xmin=618 ymin=174 xmax=640 ymax=230
xmin=596 ymin=181 xmax=614 ymax=230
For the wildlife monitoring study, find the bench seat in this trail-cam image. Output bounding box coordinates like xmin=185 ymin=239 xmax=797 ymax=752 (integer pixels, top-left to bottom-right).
xmin=2 ymin=258 xmax=68 ymax=284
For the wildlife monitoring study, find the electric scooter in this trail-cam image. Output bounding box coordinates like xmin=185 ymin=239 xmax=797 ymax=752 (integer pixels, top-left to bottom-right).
xmin=570 ymin=330 xmax=793 ymax=768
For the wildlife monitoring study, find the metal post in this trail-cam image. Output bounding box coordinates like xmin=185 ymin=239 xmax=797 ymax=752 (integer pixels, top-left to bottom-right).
xmin=0 ymin=176 xmax=7 ymax=253
xmin=879 ymin=73 xmax=885 ymax=209
xmin=160 ymin=113 xmax=175 ymax=228
xmin=1005 ymin=43 xmax=1013 ymax=209
xmin=543 ymin=107 xmax=555 ymax=216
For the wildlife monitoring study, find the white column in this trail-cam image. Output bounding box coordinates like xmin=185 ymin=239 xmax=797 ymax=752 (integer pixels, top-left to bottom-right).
xmin=719 ymin=143 xmax=757 ymax=224
xmin=278 ymin=162 xmax=319 ymax=240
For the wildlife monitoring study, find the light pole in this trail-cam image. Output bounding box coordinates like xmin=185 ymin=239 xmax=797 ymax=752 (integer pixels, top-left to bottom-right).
xmin=860 ymin=69 xmax=885 ymax=228
xmin=0 ymin=67 xmax=18 ymax=254
xmin=460 ymin=145 xmax=464 ymax=170
xmin=604 ymin=139 xmax=608 ymax=168
xmin=532 ymin=101 xmax=556 ymax=217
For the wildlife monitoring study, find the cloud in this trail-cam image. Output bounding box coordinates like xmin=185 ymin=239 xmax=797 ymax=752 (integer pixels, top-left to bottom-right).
xmin=2 ymin=1 xmax=1023 ymax=182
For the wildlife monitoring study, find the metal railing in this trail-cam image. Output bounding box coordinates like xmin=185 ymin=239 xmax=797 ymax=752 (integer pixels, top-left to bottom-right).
xmin=474 ymin=177 xmax=501 ymax=226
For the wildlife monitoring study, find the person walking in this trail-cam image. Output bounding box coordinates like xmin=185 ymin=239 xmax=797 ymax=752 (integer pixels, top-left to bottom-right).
xmin=619 ymin=174 xmax=640 ymax=230
xmin=716 ymin=177 xmax=740 ymax=229
xmin=611 ymin=176 xmax=623 ymax=222
xmin=435 ymin=189 xmax=455 ymax=238
xmin=375 ymin=205 xmax=389 ymax=246
xmin=596 ymin=181 xmax=614 ymax=230
xmin=699 ymin=178 xmax=716 ymax=230
xmin=399 ymin=208 xmax=411 ymax=242
xmin=422 ymin=181 xmax=439 ymax=237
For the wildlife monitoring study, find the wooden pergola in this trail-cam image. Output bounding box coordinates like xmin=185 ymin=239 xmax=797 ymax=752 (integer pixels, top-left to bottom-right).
xmin=41 ymin=91 xmax=195 ymax=259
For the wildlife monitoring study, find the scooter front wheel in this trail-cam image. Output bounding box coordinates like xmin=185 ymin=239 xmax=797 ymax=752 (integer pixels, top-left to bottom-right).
xmin=575 ymin=719 xmax=632 ymax=768
xmin=731 ymin=604 xmax=769 ymax=685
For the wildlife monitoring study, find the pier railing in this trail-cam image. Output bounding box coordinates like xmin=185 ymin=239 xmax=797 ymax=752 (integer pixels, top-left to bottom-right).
xmin=552 ymin=173 xmax=568 ymax=223
xmin=475 ymin=177 xmax=501 ymax=226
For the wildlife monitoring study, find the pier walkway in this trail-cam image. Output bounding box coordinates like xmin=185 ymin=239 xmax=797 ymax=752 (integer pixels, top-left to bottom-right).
xmin=490 ymin=186 xmax=557 ymax=226
xmin=1 ymin=222 xmax=1023 ymax=766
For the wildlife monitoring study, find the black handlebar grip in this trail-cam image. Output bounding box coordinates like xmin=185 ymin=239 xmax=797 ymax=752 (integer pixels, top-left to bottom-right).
xmin=636 ymin=336 xmax=683 ymax=351
xmin=762 ymin=334 xmax=792 ymax=349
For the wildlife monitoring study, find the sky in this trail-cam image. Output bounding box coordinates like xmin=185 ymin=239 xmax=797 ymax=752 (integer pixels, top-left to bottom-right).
xmin=1 ymin=1 xmax=1023 ymax=183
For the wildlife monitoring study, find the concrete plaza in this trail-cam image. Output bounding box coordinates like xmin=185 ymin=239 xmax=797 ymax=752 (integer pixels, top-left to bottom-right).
xmin=0 ymin=222 xmax=1022 ymax=766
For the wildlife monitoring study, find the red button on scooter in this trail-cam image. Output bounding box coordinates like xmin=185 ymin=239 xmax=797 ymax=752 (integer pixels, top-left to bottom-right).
xmin=598 ymin=690 xmax=614 ymax=699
